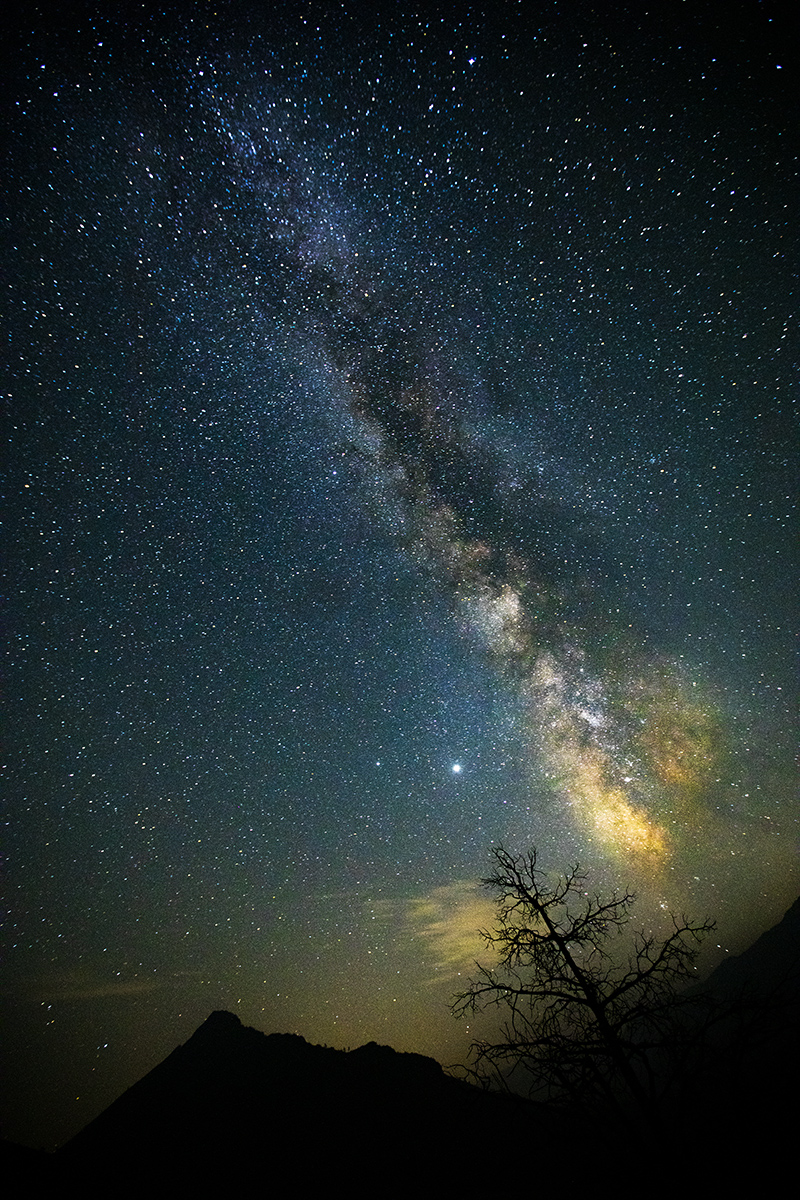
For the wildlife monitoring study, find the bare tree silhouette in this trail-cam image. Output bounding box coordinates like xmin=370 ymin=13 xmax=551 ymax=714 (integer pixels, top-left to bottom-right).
xmin=451 ymin=847 xmax=715 ymax=1125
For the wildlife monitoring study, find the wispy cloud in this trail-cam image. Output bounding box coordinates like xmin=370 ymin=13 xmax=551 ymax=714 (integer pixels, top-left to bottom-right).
xmin=4 ymin=973 xmax=171 ymax=1003
xmin=406 ymin=880 xmax=498 ymax=982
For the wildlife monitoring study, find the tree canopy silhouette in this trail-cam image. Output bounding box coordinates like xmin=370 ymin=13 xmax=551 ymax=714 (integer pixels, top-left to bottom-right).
xmin=451 ymin=847 xmax=715 ymax=1124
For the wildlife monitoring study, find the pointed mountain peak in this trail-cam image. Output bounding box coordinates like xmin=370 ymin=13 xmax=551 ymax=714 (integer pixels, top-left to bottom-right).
xmin=182 ymin=1009 xmax=245 ymax=1049
xmin=199 ymin=1010 xmax=241 ymax=1031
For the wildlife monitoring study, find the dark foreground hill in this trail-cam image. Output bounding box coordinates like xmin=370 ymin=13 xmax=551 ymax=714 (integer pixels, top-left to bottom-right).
xmin=49 ymin=1012 xmax=591 ymax=1192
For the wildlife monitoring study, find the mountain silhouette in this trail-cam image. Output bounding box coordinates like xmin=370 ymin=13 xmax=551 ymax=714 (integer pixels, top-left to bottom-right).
xmin=3 ymin=898 xmax=797 ymax=1192
xmin=51 ymin=1010 xmax=590 ymax=1192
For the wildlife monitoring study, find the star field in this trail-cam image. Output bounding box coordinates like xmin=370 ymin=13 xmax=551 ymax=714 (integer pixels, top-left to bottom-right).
xmin=3 ymin=0 xmax=797 ymax=1149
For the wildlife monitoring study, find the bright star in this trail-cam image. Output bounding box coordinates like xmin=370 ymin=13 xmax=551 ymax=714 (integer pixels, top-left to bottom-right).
xmin=451 ymin=763 xmax=462 ymax=774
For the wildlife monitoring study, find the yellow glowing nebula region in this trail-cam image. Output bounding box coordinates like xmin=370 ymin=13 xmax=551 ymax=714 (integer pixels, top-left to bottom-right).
xmin=390 ymin=484 xmax=723 ymax=869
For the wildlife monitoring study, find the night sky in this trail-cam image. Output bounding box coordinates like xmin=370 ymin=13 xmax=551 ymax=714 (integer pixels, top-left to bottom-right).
xmin=4 ymin=0 xmax=797 ymax=1150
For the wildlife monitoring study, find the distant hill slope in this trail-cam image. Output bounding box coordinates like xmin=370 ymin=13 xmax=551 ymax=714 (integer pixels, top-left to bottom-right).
xmin=676 ymin=894 xmax=799 ymax=1146
xmin=703 ymin=895 xmax=800 ymax=1000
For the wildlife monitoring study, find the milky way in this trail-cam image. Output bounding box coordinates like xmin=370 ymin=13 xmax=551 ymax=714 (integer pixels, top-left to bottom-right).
xmin=4 ymin=1 xmax=797 ymax=1150
xmin=207 ymin=64 xmax=787 ymax=885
